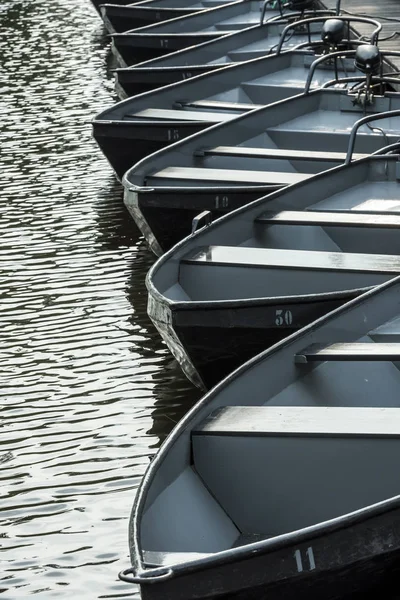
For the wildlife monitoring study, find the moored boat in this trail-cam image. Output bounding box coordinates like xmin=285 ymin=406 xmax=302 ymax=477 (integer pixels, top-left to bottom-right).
xmin=123 ymin=47 xmax=400 ymax=254
xmin=119 ymin=272 xmax=400 ymax=600
xmin=145 ymin=142 xmax=400 ymax=388
xmin=110 ymin=0 xmax=282 ymax=66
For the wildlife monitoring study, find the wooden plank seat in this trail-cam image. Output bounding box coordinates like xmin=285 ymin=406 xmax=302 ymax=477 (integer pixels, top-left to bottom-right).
xmin=193 ymin=406 xmax=400 ymax=437
xmin=125 ymin=108 xmax=234 ymax=122
xmin=146 ymin=167 xmax=311 ymax=185
xmin=255 ymin=210 xmax=400 ymax=228
xmin=174 ymin=100 xmax=262 ymax=112
xmin=295 ymin=343 xmax=400 ymax=364
xmin=195 ymin=145 xmax=369 ymax=162
xmin=181 ymin=245 xmax=400 ymax=273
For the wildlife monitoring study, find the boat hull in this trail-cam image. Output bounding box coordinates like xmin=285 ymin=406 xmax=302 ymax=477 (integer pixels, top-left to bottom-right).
xmin=126 ymin=187 xmax=276 ymax=255
xmin=93 ymin=121 xmax=209 ymax=182
xmin=112 ymin=32 xmax=223 ymax=67
xmin=148 ymin=292 xmax=362 ymax=389
xmin=136 ymin=505 xmax=400 ymax=600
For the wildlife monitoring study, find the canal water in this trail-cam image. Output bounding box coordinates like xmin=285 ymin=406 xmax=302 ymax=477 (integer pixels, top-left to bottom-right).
xmin=0 ymin=1 xmax=201 ymax=597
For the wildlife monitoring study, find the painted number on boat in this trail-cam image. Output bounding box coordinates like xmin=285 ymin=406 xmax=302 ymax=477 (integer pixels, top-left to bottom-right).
xmin=275 ymin=309 xmax=293 ymax=326
xmin=215 ymin=195 xmax=229 ymax=209
xmin=167 ymin=129 xmax=180 ymax=141
xmin=182 ymin=72 xmax=192 ymax=80
xmin=294 ymin=548 xmax=316 ymax=572
xmin=160 ymin=39 xmax=169 ymax=48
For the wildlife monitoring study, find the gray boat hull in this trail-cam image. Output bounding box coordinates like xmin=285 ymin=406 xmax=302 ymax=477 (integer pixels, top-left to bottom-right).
xmin=149 ymin=290 xmax=364 ymax=388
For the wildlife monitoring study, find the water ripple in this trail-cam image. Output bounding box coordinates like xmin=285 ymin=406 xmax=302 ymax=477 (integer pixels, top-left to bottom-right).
xmin=0 ymin=1 xmax=201 ymax=597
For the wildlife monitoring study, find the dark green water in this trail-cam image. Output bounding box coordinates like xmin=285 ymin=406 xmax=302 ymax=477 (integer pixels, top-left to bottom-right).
xmin=0 ymin=1 xmax=201 ymax=597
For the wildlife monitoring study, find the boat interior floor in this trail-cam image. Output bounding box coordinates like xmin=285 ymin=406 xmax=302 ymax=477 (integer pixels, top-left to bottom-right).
xmin=141 ymin=317 xmax=400 ymax=560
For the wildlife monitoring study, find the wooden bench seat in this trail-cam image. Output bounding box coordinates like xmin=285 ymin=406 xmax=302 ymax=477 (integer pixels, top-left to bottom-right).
xmin=125 ymin=108 xmax=234 ymax=122
xmin=255 ymin=210 xmax=400 ymax=228
xmin=193 ymin=406 xmax=400 ymax=437
xmin=181 ymin=245 xmax=400 ymax=273
xmin=146 ymin=166 xmax=311 ymax=185
xmin=195 ymin=145 xmax=368 ymax=162
xmin=295 ymin=343 xmax=400 ymax=364
xmin=174 ymin=100 xmax=262 ymax=112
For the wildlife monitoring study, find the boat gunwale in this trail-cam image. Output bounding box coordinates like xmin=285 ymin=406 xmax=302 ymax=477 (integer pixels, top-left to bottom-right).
xmin=130 ymin=274 xmax=400 ymax=583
